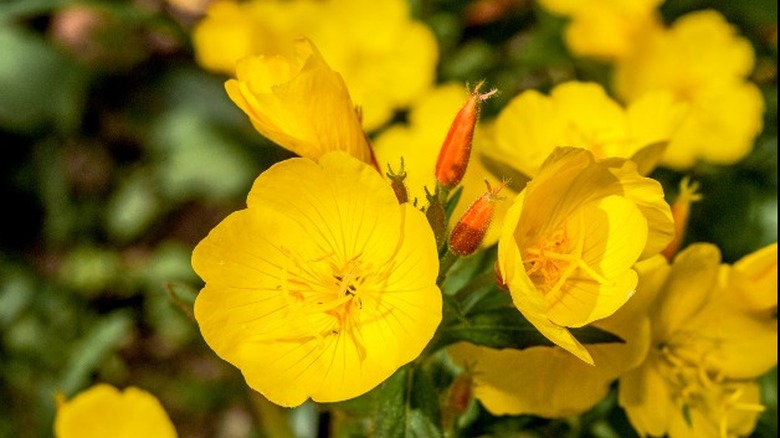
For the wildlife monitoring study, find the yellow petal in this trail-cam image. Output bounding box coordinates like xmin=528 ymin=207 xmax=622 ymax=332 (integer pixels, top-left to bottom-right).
xmin=731 ymin=242 xmax=778 ymax=311
xmin=493 ymin=89 xmax=565 ymax=177
xmin=619 ymin=361 xmax=673 ymax=437
xmin=662 ymin=81 xmax=764 ymax=169
xmin=55 ymin=384 xmax=177 ymax=438
xmin=226 ymin=38 xmax=373 ymax=163
xmin=652 ymin=243 xmax=722 ymax=337
xmin=449 ymin=344 xmax=609 ymax=417
xmin=545 ymin=196 xmax=646 ymax=327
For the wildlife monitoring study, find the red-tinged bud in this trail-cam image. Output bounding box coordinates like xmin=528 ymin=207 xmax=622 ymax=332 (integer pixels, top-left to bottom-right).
xmin=435 ymin=82 xmax=497 ymax=189
xmin=662 ymin=177 xmax=702 ymax=260
xmin=448 ymin=372 xmax=473 ymax=415
xmin=442 ymin=371 xmax=474 ymax=431
xmin=449 ymin=181 xmax=506 ymax=256
xmin=386 ymin=158 xmax=409 ymax=204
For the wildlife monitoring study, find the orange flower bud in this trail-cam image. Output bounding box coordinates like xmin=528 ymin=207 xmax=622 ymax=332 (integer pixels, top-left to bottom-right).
xmin=449 ymin=181 xmax=506 ymax=256
xmin=435 ymin=82 xmax=496 ymax=189
xmin=662 ymin=177 xmax=703 ymax=260
xmin=448 ymin=372 xmax=473 ymax=415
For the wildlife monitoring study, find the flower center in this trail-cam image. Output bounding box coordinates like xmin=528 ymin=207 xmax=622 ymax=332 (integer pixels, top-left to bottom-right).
xmin=654 ymin=333 xmax=765 ymax=435
xmin=521 ymin=213 xmax=608 ymax=304
xmin=278 ymin=248 xmax=386 ymax=358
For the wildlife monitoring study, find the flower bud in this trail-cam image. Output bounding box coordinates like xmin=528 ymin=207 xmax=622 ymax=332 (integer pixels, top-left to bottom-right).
xmin=435 ymin=82 xmax=496 ymax=189
xmin=447 ymin=372 xmax=473 ymax=416
xmin=386 ymin=158 xmax=409 ymax=204
xmin=449 ymin=181 xmax=505 ymax=256
xmin=661 ymin=177 xmax=702 ymax=260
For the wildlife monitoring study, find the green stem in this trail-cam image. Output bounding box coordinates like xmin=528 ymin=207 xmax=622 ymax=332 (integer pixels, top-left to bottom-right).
xmin=453 ymin=269 xmax=498 ymax=304
xmin=437 ymin=249 xmax=459 ymax=283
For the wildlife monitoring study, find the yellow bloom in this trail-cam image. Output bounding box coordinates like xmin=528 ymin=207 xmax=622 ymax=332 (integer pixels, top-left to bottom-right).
xmin=619 ymin=243 xmax=778 ymax=438
xmin=193 ymin=0 xmax=438 ymax=131
xmin=373 ymin=83 xmax=513 ymax=247
xmin=536 ymin=0 xmax=664 ymax=60
xmin=192 ymin=0 xmax=322 ymax=72
xmin=497 ymin=147 xmax=674 ymax=363
xmin=54 ymin=384 xmax=177 ymax=438
xmin=615 ymin=10 xmax=764 ymax=168
xmin=225 ymin=37 xmax=374 ymax=164
xmin=192 ymin=152 xmax=442 ymax=406
xmin=448 ymin=256 xmax=662 ymax=417
xmin=488 ymin=81 xmax=687 ymax=178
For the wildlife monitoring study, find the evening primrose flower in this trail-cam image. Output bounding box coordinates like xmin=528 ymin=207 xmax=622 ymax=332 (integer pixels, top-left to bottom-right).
xmin=448 ymin=256 xmax=661 ymax=417
xmin=619 ymin=243 xmax=778 ymax=438
xmin=193 ymin=0 xmax=438 ymax=130
xmin=497 ymin=147 xmax=674 ymax=363
xmin=536 ymin=0 xmax=664 ymax=60
xmin=54 ymin=384 xmax=177 ymax=438
xmin=225 ymin=37 xmax=374 ymax=164
xmin=488 ymin=81 xmax=686 ymax=178
xmin=615 ymin=10 xmax=764 ymax=168
xmin=192 ymin=152 xmax=442 ymax=407
xmin=373 ymin=83 xmax=513 ymax=247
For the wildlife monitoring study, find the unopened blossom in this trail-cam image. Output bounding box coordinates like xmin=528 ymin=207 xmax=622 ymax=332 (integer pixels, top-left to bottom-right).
xmin=488 ymin=81 xmax=686 ymax=178
xmin=434 ymin=82 xmax=496 ymax=189
xmin=536 ymin=0 xmax=664 ymax=60
xmin=225 ymin=37 xmax=374 ymax=164
xmin=497 ymin=147 xmax=674 ymax=364
xmin=193 ymin=0 xmax=438 ymax=130
xmin=54 ymin=384 xmax=177 ymax=438
xmin=619 ymin=243 xmax=777 ymax=438
xmin=449 ymin=181 xmax=505 ymax=256
xmin=192 ymin=152 xmax=441 ymax=406
xmin=615 ymin=10 xmax=764 ymax=168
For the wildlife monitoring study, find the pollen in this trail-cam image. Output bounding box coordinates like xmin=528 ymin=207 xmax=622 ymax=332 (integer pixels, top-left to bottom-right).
xmin=521 ymin=212 xmax=608 ymax=305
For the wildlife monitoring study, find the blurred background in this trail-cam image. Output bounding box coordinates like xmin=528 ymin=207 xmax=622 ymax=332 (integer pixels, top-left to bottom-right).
xmin=0 ymin=0 xmax=776 ymax=437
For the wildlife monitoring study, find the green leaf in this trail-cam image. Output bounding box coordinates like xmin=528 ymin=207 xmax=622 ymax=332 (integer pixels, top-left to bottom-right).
xmin=373 ymin=365 xmax=443 ymax=438
xmin=0 ymin=25 xmax=87 ymax=134
xmin=432 ymin=287 xmax=624 ymax=351
xmin=58 ymin=311 xmax=133 ymax=394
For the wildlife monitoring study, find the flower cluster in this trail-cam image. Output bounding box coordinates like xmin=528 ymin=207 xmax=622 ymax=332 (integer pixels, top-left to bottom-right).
xmin=181 ymin=8 xmax=774 ymax=436
xmin=538 ymin=1 xmax=765 ymax=169
xmin=55 ymin=2 xmax=775 ymax=437
xmin=193 ymin=0 xmax=438 ymax=130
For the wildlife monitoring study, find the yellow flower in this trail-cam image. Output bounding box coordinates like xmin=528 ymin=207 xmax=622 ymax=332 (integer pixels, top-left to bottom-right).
xmin=497 ymin=147 xmax=674 ymax=363
xmin=192 ymin=152 xmax=442 ymax=406
xmin=536 ymin=0 xmax=664 ymax=60
xmin=225 ymin=37 xmax=374 ymax=164
xmin=54 ymin=384 xmax=177 ymax=438
xmin=447 ymin=256 xmax=662 ymax=417
xmin=192 ymin=0 xmax=322 ymax=72
xmin=615 ymin=10 xmax=764 ymax=168
xmin=488 ymin=81 xmax=687 ymax=178
xmin=619 ymin=243 xmax=778 ymax=438
xmin=373 ymin=83 xmax=513 ymax=247
xmin=193 ymin=0 xmax=438 ymax=131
